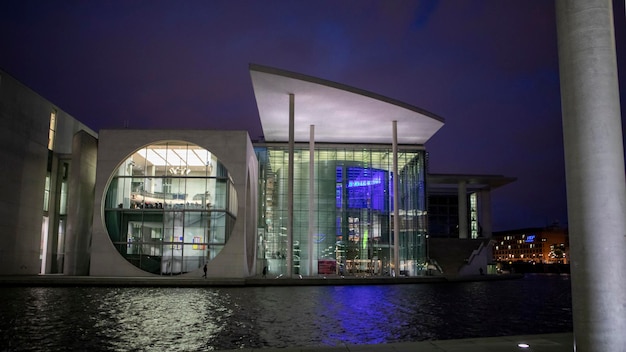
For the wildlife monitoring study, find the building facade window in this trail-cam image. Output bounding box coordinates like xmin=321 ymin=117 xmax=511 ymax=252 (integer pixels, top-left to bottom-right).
xmin=102 ymin=141 xmax=236 ymax=275
xmin=470 ymin=192 xmax=478 ymax=238
xmin=48 ymin=110 xmax=56 ymax=151
xmin=43 ymin=173 xmax=51 ymax=212
xmin=256 ymin=145 xmax=427 ymax=277
xmin=59 ymin=163 xmax=69 ymax=215
xmin=427 ymin=194 xmax=458 ymax=237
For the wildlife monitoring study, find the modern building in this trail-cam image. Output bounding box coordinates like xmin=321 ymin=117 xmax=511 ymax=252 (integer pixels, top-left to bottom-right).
xmin=250 ymin=64 xmax=446 ymax=277
xmin=424 ymin=174 xmax=515 ymax=277
xmin=0 ymin=68 xmax=97 ymax=276
xmin=0 ymin=64 xmax=514 ymax=278
xmin=493 ymin=225 xmax=569 ymax=264
xmin=427 ymin=174 xmax=516 ymax=239
xmin=90 ymin=130 xmax=258 ymax=277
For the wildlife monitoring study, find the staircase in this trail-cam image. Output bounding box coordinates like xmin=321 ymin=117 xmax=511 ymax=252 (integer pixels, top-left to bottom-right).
xmin=428 ymin=238 xmax=493 ymax=276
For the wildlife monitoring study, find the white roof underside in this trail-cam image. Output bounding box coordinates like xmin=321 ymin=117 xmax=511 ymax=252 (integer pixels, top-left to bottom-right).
xmin=250 ymin=64 xmax=445 ymax=144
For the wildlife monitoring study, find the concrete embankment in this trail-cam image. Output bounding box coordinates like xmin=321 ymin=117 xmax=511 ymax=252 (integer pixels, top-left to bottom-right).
xmin=0 ymin=273 xmax=524 ymax=287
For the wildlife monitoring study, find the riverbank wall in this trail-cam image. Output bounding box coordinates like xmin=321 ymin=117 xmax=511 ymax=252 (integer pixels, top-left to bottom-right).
xmin=0 ymin=273 xmax=524 ymax=287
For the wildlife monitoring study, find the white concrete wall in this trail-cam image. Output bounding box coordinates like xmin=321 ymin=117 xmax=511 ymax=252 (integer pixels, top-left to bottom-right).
xmin=0 ymin=69 xmax=96 ymax=275
xmin=90 ymin=129 xmax=258 ymax=278
xmin=458 ymin=241 xmax=492 ymax=276
xmin=64 ymin=131 xmax=98 ymax=275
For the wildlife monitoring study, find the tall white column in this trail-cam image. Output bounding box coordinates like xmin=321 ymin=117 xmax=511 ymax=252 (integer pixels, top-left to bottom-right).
xmin=308 ymin=124 xmax=315 ymax=276
xmin=64 ymin=131 xmax=98 ymax=276
xmin=557 ymin=1 xmax=626 ymax=350
xmin=392 ymin=121 xmax=400 ymax=275
xmin=457 ymin=180 xmax=468 ymax=239
xmin=287 ymin=93 xmax=294 ymax=277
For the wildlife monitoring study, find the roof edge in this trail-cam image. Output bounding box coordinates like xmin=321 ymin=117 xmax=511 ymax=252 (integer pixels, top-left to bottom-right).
xmin=249 ymin=63 xmax=445 ymax=124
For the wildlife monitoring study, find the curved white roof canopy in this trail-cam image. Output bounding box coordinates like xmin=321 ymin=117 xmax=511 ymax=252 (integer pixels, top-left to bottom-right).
xmin=250 ymin=64 xmax=445 ymax=144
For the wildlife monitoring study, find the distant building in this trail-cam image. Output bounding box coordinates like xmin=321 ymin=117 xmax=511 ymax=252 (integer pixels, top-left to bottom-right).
xmin=492 ymin=226 xmax=569 ymax=264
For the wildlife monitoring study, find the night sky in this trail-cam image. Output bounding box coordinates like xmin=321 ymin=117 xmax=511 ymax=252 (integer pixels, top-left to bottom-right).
xmin=1 ymin=1 xmax=625 ymax=231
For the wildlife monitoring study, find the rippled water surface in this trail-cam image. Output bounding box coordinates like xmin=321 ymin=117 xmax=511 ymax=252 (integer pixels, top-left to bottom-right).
xmin=0 ymin=274 xmax=572 ymax=351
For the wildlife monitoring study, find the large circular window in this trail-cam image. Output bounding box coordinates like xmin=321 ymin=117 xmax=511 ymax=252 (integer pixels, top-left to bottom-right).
xmin=103 ymin=141 xmax=237 ymax=275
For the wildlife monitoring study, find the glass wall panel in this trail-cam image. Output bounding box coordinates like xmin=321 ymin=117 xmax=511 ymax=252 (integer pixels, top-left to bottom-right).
xmin=187 ymin=178 xmax=207 ymax=209
xmin=214 ymin=179 xmax=227 ymax=210
xmin=43 ymin=174 xmax=51 ymax=211
xmin=182 ymin=244 xmax=203 ymax=273
xmin=103 ymin=141 xmax=236 ymax=275
xmin=256 ymin=145 xmax=427 ymax=277
xmin=59 ymin=181 xmax=68 ymax=215
xmin=396 ymin=150 xmax=427 ymax=275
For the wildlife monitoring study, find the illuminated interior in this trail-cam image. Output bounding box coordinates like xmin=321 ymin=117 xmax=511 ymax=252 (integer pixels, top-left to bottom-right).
xmin=257 ymin=145 xmax=428 ymax=277
xmin=103 ymin=141 xmax=237 ymax=275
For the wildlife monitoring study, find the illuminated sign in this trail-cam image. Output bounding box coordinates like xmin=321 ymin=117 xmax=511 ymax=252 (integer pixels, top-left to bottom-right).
xmin=336 ymin=167 xmax=391 ymax=211
xmin=525 ymin=235 xmax=535 ymax=243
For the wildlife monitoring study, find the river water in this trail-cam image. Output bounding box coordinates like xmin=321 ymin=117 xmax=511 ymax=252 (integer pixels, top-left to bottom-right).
xmin=0 ymin=274 xmax=572 ymax=351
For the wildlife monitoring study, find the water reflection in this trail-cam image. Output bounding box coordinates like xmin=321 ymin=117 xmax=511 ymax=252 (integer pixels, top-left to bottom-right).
xmin=0 ymin=274 xmax=572 ymax=351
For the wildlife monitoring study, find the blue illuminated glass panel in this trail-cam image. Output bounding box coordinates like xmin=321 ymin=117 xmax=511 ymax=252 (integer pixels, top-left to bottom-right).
xmin=336 ymin=167 xmax=390 ymax=211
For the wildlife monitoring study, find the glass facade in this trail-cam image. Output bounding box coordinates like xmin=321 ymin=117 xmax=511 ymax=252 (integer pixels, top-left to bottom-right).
xmin=103 ymin=141 xmax=237 ymax=275
xmin=256 ymin=145 xmax=428 ymax=277
xmin=428 ymin=192 xmax=479 ymax=238
xmin=41 ymin=158 xmax=69 ymax=274
xmin=427 ymin=194 xmax=459 ymax=238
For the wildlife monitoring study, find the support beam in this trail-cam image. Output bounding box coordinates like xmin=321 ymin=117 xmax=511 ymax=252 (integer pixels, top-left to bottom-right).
xmin=64 ymin=131 xmax=97 ymax=275
xmin=392 ymin=121 xmax=400 ymax=276
xmin=287 ymin=93 xmax=295 ymax=277
xmin=556 ymin=1 xmax=626 ymax=350
xmin=308 ymin=124 xmax=315 ymax=276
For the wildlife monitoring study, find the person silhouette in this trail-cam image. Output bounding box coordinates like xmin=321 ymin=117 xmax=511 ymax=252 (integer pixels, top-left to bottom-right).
xmin=203 ymin=263 xmax=207 ymax=278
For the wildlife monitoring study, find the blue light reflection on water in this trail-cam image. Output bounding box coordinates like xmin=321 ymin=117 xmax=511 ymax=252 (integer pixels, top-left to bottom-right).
xmin=0 ymin=274 xmax=572 ymax=351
